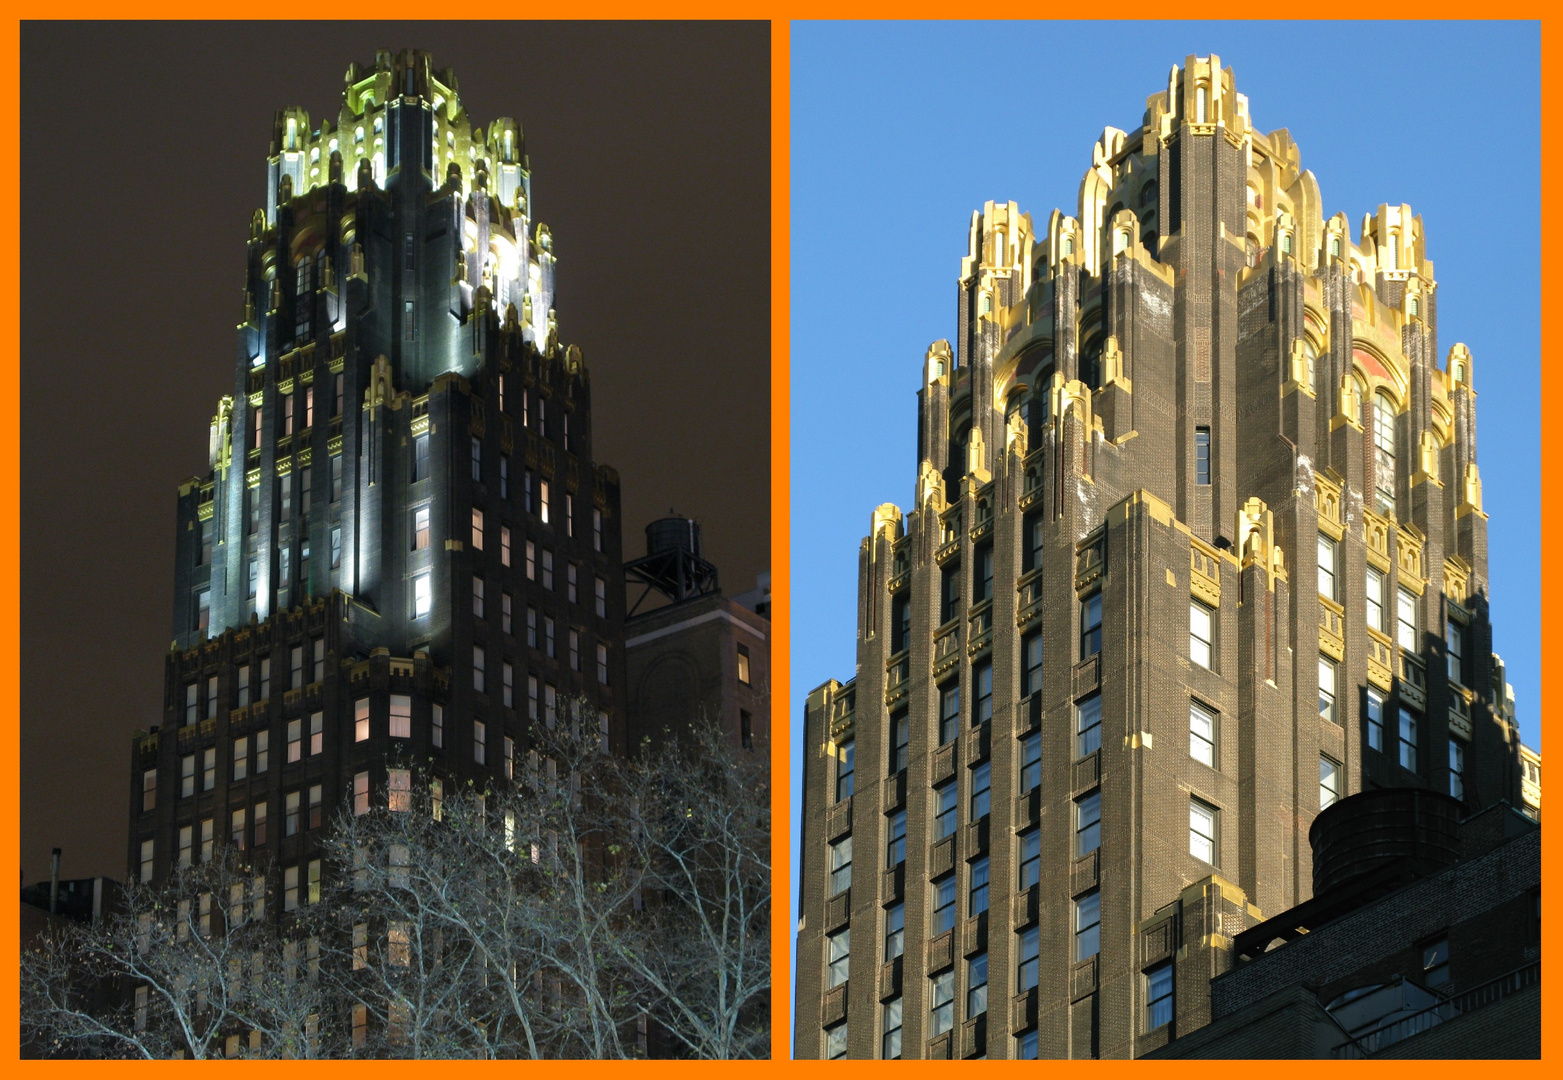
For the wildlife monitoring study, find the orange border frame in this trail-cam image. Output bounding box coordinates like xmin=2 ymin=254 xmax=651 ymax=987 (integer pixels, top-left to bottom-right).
xmin=1 ymin=7 xmax=1557 ymax=1075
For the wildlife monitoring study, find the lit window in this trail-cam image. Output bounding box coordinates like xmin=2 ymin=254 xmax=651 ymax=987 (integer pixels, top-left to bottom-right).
xmin=1320 ymin=756 xmax=1341 ymax=809
xmin=472 ymin=509 xmax=484 ymax=550
xmin=200 ymin=818 xmax=213 ymax=862
xmin=140 ymin=839 xmax=154 ymax=883
xmin=355 ymin=697 xmax=370 ymax=742
xmin=1190 ymin=601 xmax=1214 ymax=668
xmin=1189 ymin=800 xmax=1217 ymax=864
xmin=1399 ymin=707 xmax=1418 ymax=771
xmin=1145 ymin=962 xmax=1173 ymax=1030
xmin=413 ymin=506 xmax=430 ymax=550
xmin=285 ymin=791 xmax=300 ymax=836
xmin=1075 ymin=790 xmax=1101 ymax=856
xmin=501 ymin=526 xmax=512 ymax=568
xmin=388 ymin=769 xmax=411 ymax=812
xmin=826 ymin=927 xmax=850 ymax=989
xmin=413 ymin=573 xmax=431 ymax=618
xmin=308 ymin=784 xmax=322 ymax=829
xmin=389 ymin=694 xmax=411 ymax=738
xmin=353 ymin=772 xmax=369 ymax=816
xmin=737 ymin=644 xmax=752 ymax=685
xmin=829 ymin=835 xmax=852 ymax=895
xmin=1075 ymin=693 xmax=1102 ymax=758
xmin=233 ymin=737 xmax=248 ymax=782
xmin=539 ymin=479 xmax=550 ymax=524
xmin=284 ymin=866 xmax=299 ymax=911
xmin=142 ymin=768 xmax=156 ymax=812
xmin=1074 ymin=889 xmax=1101 ymax=960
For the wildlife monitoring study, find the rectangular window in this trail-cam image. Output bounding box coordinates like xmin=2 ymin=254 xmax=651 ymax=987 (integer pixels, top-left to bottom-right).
xmin=593 ymin=508 xmax=603 ymax=552
xmin=412 ymin=432 xmax=429 ymax=482
xmin=253 ymin=801 xmax=267 ymax=847
xmin=233 ymin=736 xmax=248 ymax=782
xmin=1018 ymin=828 xmax=1041 ymax=889
xmin=474 ymin=646 xmax=486 ymax=692
xmin=969 ymin=855 xmax=989 ymax=916
xmin=1145 ymin=962 xmax=1173 ymax=1030
xmin=539 ymin=479 xmax=551 ymax=524
xmin=354 ymin=697 xmax=370 ymax=742
xmin=1319 ymin=656 xmax=1337 ymax=723
xmin=1190 ymin=701 xmax=1216 ymax=766
xmin=403 ymin=298 xmax=416 ymax=340
xmin=972 ymin=661 xmax=993 ymax=727
xmin=1450 ymin=739 xmax=1466 ymax=799
xmin=940 ymin=562 xmax=959 ymax=624
xmin=501 ymin=526 xmax=512 ymax=568
xmin=973 ymin=542 xmax=994 ymax=602
xmin=1397 ymin=588 xmax=1418 ymax=652
xmin=1399 ymin=708 xmax=1418 ymax=771
xmin=1017 ymin=924 xmax=1040 ymax=990
xmin=595 ymin=576 xmax=607 ymax=618
xmin=432 ymin=703 xmax=444 ymax=748
xmin=968 ymin=952 xmax=989 ymax=1018
xmin=890 ymin=710 xmax=909 ymax=774
xmin=1190 ymin=601 xmax=1214 ymax=668
xmin=308 ymin=710 xmax=323 ymax=756
xmin=938 ymin=682 xmax=960 ymax=745
xmin=836 ymin=739 xmax=855 ymax=801
xmin=1081 ymin=592 xmax=1103 ymax=658
xmin=290 ymin=644 xmax=304 ymax=690
xmin=1074 ymin=889 xmax=1101 ymax=961
xmin=1422 ymin=937 xmax=1450 ymax=988
xmin=933 ymin=782 xmax=957 ymax=841
xmin=543 ymin=550 xmax=554 ymax=590
xmin=1317 ymin=534 xmax=1337 ymax=600
xmin=178 ymin=824 xmax=192 ymax=866
xmin=330 ymin=454 xmax=342 ymax=502
xmin=284 ymin=866 xmax=299 ymax=911
xmin=330 ymin=526 xmax=341 ymax=569
xmin=737 ymin=644 xmax=752 ymax=685
xmin=882 ymin=997 xmax=903 ymax=1060
xmin=1320 ymin=756 xmax=1341 ymax=809
xmin=1447 ymin=619 xmax=1465 ymax=685
xmin=472 ymin=509 xmax=484 ymax=550
xmin=1367 ymin=566 xmax=1385 ymax=632
xmin=569 ymin=629 xmax=580 ymax=672
xmin=184 ymin=681 xmax=198 ymax=726
xmin=929 ymin=970 xmax=954 ymax=1037
xmin=413 ymin=505 xmax=430 ymax=550
xmin=196 ymin=588 xmax=211 ymax=633
xmin=931 ymin=876 xmax=956 ymax=936
xmin=388 ymin=769 xmax=411 ymax=812
xmin=199 ymin=519 xmax=213 ymax=566
xmin=884 ymin=901 xmax=905 ymax=961
xmin=181 ymin=754 xmax=195 ymax=798
xmin=141 ymin=768 xmax=156 ymax=812
xmin=287 ymin=718 xmax=302 ymax=762
xmin=829 ymin=835 xmax=852 ymax=895
xmin=1195 ymin=427 xmax=1211 ymax=485
xmin=259 ymin=657 xmax=270 ymax=702
xmin=474 ymin=720 xmax=487 ymax=765
xmin=200 ymin=818 xmax=213 ymax=862
xmin=1022 ymin=630 xmax=1043 ymax=696
xmin=1020 ymin=732 xmax=1041 ymax=792
xmin=202 ymin=748 xmax=216 ymax=791
xmin=1023 ymin=510 xmax=1044 ymax=572
xmin=597 ymin=643 xmax=610 ymax=685
xmin=413 ymin=572 xmax=431 ymax=618
xmin=471 ymin=437 xmax=482 ymax=482
xmin=285 ymin=791 xmax=300 ymax=837
xmin=308 ymin=784 xmax=322 ymax=829
xmin=1367 ymin=688 xmax=1385 ymax=751
xmin=473 ymin=574 xmax=486 ymax=619
xmin=231 ymin=808 xmax=246 ymax=850
xmin=246 ymin=557 xmax=258 ymax=598
xmin=826 ymin=928 xmax=850 ymax=989
xmin=567 ymin=563 xmax=578 ymax=603
xmin=545 ymin=617 xmax=556 ymax=658
xmin=389 ymin=694 xmax=411 ymax=738
xmin=970 ymin=761 xmax=991 ymax=820
xmin=353 ymin=772 xmax=369 ymax=816
xmin=1075 ymin=790 xmax=1101 ymax=856
xmin=279 ymin=472 xmax=292 ymax=518
xmin=1075 ymin=693 xmax=1102 ymax=758
xmin=207 ymin=675 xmax=219 ymax=718
xmin=1189 ymin=799 xmax=1217 ymax=864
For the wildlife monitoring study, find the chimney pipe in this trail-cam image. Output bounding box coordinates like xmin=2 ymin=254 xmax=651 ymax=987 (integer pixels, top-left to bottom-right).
xmin=49 ymin=848 xmax=61 ymax=916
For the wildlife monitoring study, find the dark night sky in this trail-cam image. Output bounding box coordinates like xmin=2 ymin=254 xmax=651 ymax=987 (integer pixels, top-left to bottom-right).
xmin=20 ymin=21 xmax=771 ymax=883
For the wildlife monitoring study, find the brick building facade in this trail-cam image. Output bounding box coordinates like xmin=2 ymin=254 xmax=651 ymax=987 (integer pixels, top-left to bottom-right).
xmin=795 ymin=55 xmax=1527 ymax=1060
xmin=128 ymin=49 xmax=626 ymax=906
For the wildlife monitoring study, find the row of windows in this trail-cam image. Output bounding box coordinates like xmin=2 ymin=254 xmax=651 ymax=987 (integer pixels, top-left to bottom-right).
xmin=472 ymin=638 xmax=611 ymax=696
xmin=183 ymin=643 xmax=327 ymax=725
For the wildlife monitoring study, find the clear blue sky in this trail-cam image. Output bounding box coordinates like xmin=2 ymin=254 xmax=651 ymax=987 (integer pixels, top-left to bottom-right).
xmin=788 ymin=20 xmax=1539 ymax=1046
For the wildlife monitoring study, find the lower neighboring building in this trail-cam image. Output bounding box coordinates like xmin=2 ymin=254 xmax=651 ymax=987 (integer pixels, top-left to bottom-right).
xmin=1146 ymin=788 xmax=1540 ymax=1059
xmin=624 ymin=517 xmax=770 ymax=755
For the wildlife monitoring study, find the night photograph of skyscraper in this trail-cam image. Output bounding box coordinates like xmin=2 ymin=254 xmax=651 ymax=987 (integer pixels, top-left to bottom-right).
xmin=20 ymin=22 xmax=771 ymax=1058
xmin=790 ymin=22 xmax=1539 ymax=1060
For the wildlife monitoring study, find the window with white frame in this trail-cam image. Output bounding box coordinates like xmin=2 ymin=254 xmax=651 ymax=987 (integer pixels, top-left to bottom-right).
xmin=1190 ymin=600 xmax=1214 ymax=668
xmin=1367 ymin=566 xmax=1385 ymax=632
xmin=829 ymin=835 xmax=852 ymax=895
xmin=1189 ymin=799 xmax=1217 ymax=864
xmin=1320 ymin=756 xmax=1341 ymax=809
xmin=1367 ymin=688 xmax=1385 ymax=751
xmin=1397 ymin=588 xmax=1418 ymax=652
xmin=1319 ymin=656 xmax=1338 ymax=723
xmin=826 ymin=927 xmax=850 ymax=989
xmin=1190 ymin=701 xmax=1216 ymax=766
xmin=1318 ymin=534 xmax=1337 ymax=600
xmin=1074 ymin=889 xmax=1100 ymax=960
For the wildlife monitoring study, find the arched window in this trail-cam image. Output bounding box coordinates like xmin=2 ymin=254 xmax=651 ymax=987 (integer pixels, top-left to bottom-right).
xmin=1140 ymin=180 xmax=1157 ymax=207
xmin=1196 ymin=85 xmax=1208 ymax=123
xmin=994 ymin=230 xmax=1006 ymax=266
xmin=1373 ymin=391 xmax=1397 ymax=511
xmin=977 ymin=291 xmax=992 ymax=317
xmin=1245 ymin=236 xmax=1260 ymax=268
xmin=1280 ymin=232 xmax=1293 ymax=255
xmin=1329 ymin=236 xmax=1342 ymax=259
xmin=1114 ymin=229 xmax=1130 ymax=255
xmin=1080 ymin=337 xmax=1104 ymax=390
xmin=1303 ymin=339 xmax=1318 ymax=393
xmin=949 ymin=419 xmax=971 ymax=474
xmin=1142 ymin=231 xmax=1158 ymax=256
xmin=1061 ymin=235 xmax=1074 ymax=256
xmin=1386 ymin=232 xmax=1399 ymax=270
xmin=1409 ymin=296 xmax=1419 ymax=318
